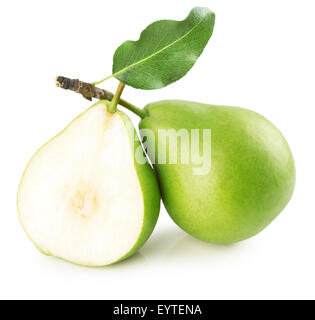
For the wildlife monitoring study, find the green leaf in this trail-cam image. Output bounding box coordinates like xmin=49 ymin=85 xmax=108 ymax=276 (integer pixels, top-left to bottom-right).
xmin=111 ymin=7 xmax=215 ymax=90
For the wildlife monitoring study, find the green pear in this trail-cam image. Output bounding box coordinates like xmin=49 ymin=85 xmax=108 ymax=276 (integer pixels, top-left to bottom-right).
xmin=138 ymin=100 xmax=295 ymax=244
xmin=17 ymin=100 xmax=160 ymax=266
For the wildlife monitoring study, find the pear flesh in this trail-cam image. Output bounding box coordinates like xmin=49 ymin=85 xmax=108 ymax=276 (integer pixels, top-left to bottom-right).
xmin=140 ymin=100 xmax=296 ymax=244
xmin=17 ymin=101 xmax=160 ymax=266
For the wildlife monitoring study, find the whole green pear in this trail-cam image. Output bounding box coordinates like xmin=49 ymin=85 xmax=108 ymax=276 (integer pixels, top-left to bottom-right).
xmin=139 ymin=100 xmax=295 ymax=243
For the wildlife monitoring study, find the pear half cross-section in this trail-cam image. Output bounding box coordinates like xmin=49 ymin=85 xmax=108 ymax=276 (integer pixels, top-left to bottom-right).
xmin=17 ymin=101 xmax=160 ymax=266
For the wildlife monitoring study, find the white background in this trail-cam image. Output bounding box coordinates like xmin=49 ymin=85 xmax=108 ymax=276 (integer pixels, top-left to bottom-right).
xmin=0 ymin=0 xmax=314 ymax=300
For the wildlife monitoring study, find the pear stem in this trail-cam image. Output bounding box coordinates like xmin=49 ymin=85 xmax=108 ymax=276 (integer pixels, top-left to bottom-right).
xmin=108 ymin=82 xmax=125 ymax=113
xmin=119 ymin=99 xmax=147 ymax=118
xmin=55 ymin=76 xmax=147 ymax=118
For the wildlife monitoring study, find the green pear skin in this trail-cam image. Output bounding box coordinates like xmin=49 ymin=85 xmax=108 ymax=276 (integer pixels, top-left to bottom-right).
xmin=139 ymin=100 xmax=295 ymax=244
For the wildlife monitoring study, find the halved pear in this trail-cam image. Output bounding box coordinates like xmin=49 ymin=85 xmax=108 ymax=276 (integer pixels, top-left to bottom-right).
xmin=17 ymin=101 xmax=160 ymax=266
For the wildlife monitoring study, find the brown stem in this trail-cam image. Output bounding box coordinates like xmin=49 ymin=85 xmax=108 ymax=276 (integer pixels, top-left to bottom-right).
xmin=55 ymin=76 xmax=114 ymax=101
xmin=55 ymin=76 xmax=147 ymax=119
